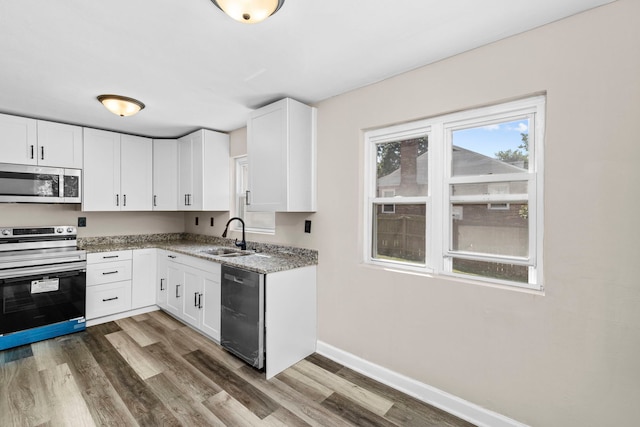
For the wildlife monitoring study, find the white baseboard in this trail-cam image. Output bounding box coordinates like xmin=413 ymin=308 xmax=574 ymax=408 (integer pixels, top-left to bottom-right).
xmin=86 ymin=305 xmax=159 ymax=327
xmin=316 ymin=341 xmax=527 ymax=427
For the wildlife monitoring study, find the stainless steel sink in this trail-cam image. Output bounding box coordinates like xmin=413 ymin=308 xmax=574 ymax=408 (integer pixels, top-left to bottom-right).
xmin=200 ymin=247 xmax=252 ymax=257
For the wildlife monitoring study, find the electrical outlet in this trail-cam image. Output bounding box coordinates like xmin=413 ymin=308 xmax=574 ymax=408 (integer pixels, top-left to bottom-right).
xmin=78 ymin=217 xmax=87 ymax=227
xmin=304 ymin=220 xmax=311 ymax=233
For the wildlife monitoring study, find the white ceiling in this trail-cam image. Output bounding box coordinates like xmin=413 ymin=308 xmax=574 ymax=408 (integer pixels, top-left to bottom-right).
xmin=0 ymin=0 xmax=614 ymax=138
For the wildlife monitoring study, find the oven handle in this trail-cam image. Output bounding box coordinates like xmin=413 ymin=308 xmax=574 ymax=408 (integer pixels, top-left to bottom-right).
xmin=0 ymin=261 xmax=87 ymax=280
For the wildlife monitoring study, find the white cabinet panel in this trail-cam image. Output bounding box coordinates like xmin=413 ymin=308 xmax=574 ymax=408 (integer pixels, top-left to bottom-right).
xmin=132 ymin=248 xmax=157 ymax=309
xmin=86 ymin=281 xmax=132 ymax=319
xmin=0 ymin=113 xmax=37 ymax=165
xmin=121 ymin=134 xmax=152 ymax=211
xmin=152 ymin=139 xmax=178 ymax=210
xmin=177 ymin=129 xmax=229 ymax=211
xmin=36 ymin=121 xmax=83 ymax=168
xmin=247 ymin=98 xmax=316 ymax=212
xmin=83 ymin=128 xmax=152 ymax=211
xmin=87 ymin=260 xmax=132 ymax=286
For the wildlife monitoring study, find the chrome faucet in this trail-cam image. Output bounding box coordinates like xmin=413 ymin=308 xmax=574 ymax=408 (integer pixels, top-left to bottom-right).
xmin=222 ymin=217 xmax=247 ymax=250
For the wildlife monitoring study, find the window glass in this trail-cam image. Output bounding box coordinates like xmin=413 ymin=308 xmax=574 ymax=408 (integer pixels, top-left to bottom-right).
xmin=372 ymin=203 xmax=426 ymax=265
xmin=450 ymin=202 xmax=529 ymax=257
xmin=452 ymin=119 xmax=530 ymax=176
xmin=451 ymin=258 xmax=529 ymax=284
xmin=235 ymin=157 xmax=275 ymax=233
xmin=451 ymin=181 xmax=528 ymax=197
xmin=376 ymin=137 xmax=428 ymax=197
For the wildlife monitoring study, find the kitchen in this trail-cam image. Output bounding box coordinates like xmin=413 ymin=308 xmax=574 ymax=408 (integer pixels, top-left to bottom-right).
xmin=0 ymin=1 xmax=639 ymax=426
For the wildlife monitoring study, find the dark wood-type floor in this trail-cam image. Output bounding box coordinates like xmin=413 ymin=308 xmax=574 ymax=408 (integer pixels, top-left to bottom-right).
xmin=0 ymin=310 xmax=474 ymax=426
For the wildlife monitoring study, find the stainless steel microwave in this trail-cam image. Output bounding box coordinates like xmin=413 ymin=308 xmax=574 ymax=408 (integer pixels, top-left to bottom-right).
xmin=0 ymin=163 xmax=81 ymax=203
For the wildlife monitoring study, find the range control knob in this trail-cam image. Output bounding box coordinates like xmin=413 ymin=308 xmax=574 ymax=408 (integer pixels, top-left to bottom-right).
xmin=67 ymin=227 xmax=75 ymax=233
xmin=1 ymin=229 xmax=10 ymax=236
xmin=56 ymin=227 xmax=64 ymax=233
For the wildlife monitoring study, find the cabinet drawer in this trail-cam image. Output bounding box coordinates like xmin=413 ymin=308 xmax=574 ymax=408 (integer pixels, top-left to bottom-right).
xmin=87 ymin=260 xmax=132 ymax=286
xmin=86 ymin=281 xmax=132 ymax=319
xmin=87 ymin=250 xmax=133 ymax=264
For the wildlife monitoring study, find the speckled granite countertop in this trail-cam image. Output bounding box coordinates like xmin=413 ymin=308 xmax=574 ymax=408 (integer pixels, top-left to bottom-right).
xmin=78 ymin=233 xmax=317 ymax=274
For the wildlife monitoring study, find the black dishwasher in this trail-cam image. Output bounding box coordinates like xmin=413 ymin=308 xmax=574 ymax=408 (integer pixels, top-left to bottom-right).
xmin=220 ymin=265 xmax=265 ymax=369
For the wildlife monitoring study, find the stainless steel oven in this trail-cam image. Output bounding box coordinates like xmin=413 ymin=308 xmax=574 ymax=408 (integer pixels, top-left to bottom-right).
xmin=0 ymin=226 xmax=86 ymax=350
xmin=0 ymin=163 xmax=81 ymax=203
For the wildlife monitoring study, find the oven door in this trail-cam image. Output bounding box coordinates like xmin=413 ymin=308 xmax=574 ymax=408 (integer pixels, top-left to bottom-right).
xmin=0 ymin=262 xmax=86 ymax=335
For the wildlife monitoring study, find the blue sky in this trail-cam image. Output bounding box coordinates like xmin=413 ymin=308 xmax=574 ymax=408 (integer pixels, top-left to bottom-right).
xmin=452 ymin=119 xmax=529 ymax=158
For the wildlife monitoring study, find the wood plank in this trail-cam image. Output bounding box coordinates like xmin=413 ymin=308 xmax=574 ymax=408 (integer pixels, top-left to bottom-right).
xmin=0 ymin=357 xmax=50 ymax=426
xmin=234 ymin=363 xmax=356 ymax=427
xmin=31 ymin=337 xmax=66 ymax=371
xmin=336 ymin=366 xmax=475 ymax=427
xmin=293 ymin=359 xmax=394 ymax=417
xmin=138 ymin=315 xmax=199 ymax=355
xmin=184 ymin=349 xmax=280 ymax=419
xmin=203 ymin=391 xmax=264 ymax=427
xmin=59 ymin=333 xmax=138 ymax=426
xmin=179 ymin=325 xmax=246 ymax=369
xmin=146 ymin=372 xmax=226 ymax=426
xmin=82 ymin=324 xmax=181 ymax=426
xmin=105 ymin=330 xmax=164 ymax=380
xmin=263 ymin=406 xmax=312 ymax=427
xmin=276 ymin=366 xmax=334 ymax=402
xmin=115 ymin=316 xmax=161 ymax=347
xmin=321 ymin=392 xmax=398 ymax=427
xmin=147 ymin=309 xmax=185 ymax=330
xmin=39 ymin=363 xmax=97 ymax=427
xmin=144 ymin=341 xmax=222 ymax=401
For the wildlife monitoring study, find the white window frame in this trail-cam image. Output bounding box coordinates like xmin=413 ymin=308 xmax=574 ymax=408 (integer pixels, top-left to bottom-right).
xmin=234 ymin=156 xmax=275 ymax=234
xmin=364 ymin=96 xmax=545 ymax=291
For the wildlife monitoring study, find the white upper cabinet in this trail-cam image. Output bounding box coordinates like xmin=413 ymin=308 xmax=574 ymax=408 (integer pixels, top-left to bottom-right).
xmin=152 ymin=139 xmax=178 ymax=210
xmin=247 ymin=98 xmax=316 ymax=212
xmin=0 ymin=113 xmax=82 ymax=168
xmin=177 ymin=129 xmax=229 ymax=211
xmin=36 ymin=121 xmax=83 ymax=169
xmin=83 ymin=128 xmax=152 ymax=211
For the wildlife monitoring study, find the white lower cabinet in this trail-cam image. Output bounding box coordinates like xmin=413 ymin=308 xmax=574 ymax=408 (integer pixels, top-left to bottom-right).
xmin=163 ymin=251 xmax=221 ymax=341
xmin=86 ymin=250 xmax=133 ymax=320
xmin=87 ymin=249 xmax=158 ymax=321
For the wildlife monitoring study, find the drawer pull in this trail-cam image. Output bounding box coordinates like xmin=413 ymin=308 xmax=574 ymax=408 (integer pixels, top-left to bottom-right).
xmin=102 ymin=271 xmax=119 ymax=275
xmin=102 ymin=255 xmax=119 ymax=259
xmin=168 ymin=255 xmax=177 ymax=259
xmin=160 ymin=278 xmax=165 ymax=291
xmin=176 ymin=284 xmax=181 ymax=298
xmin=102 ymin=296 xmax=119 ymax=302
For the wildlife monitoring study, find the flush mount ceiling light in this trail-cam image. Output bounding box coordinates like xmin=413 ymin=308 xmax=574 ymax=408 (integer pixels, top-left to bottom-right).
xmin=210 ymin=0 xmax=285 ymax=24
xmin=97 ymin=94 xmax=145 ymax=117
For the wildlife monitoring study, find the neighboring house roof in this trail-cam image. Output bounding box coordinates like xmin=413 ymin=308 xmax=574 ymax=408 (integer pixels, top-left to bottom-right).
xmin=377 ymin=146 xmax=527 ymax=187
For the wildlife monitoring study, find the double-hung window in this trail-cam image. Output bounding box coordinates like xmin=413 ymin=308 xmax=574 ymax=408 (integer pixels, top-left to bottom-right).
xmin=365 ymin=96 xmax=544 ymax=290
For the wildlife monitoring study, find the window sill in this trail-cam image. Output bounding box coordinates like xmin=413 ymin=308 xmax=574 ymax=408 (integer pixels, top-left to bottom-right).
xmin=360 ymin=261 xmax=545 ymax=296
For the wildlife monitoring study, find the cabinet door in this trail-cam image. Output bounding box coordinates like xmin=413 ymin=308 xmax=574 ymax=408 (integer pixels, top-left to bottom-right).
xmin=132 ymin=248 xmax=157 ymax=309
xmin=152 ymin=139 xmax=178 ymax=210
xmin=121 ymin=135 xmax=152 ymax=211
xmin=156 ymin=250 xmax=169 ymax=309
xmin=247 ymin=103 xmax=287 ymax=211
xmin=83 ymin=128 xmax=121 ymax=211
xmin=200 ymin=268 xmax=221 ymax=341
xmin=166 ymin=262 xmax=183 ymax=318
xmin=177 ymin=136 xmax=193 ymax=210
xmin=181 ymin=267 xmax=202 ymax=328
xmin=36 ymin=121 xmax=83 ymax=168
xmin=0 ymin=113 xmax=37 ymax=165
